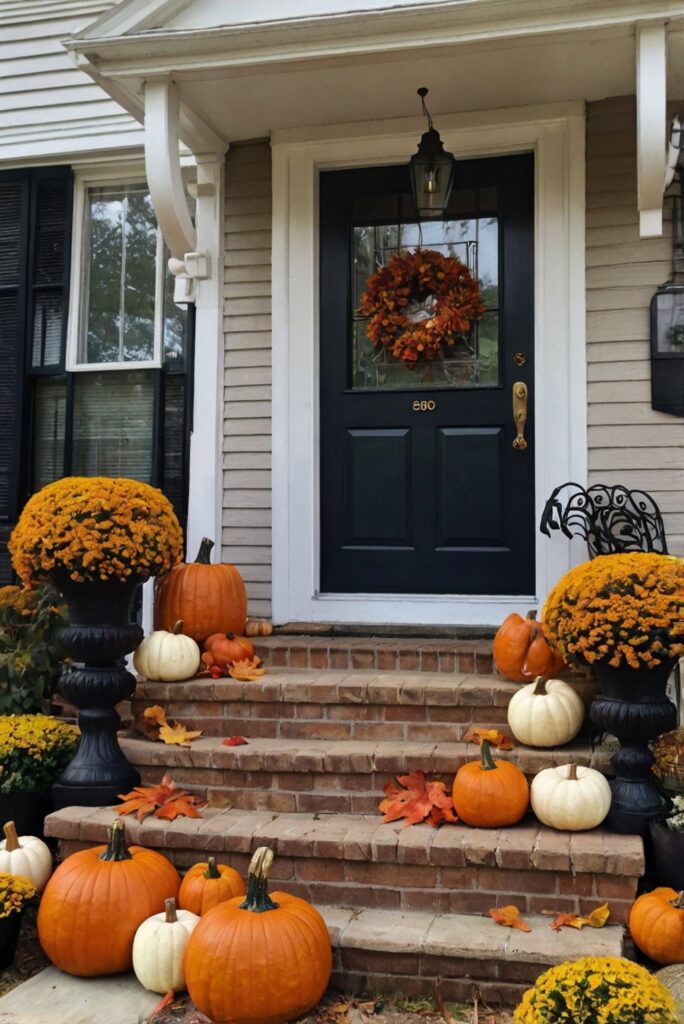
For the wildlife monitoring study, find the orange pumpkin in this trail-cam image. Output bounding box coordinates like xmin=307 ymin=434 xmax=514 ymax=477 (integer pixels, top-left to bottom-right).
xmin=37 ymin=820 xmax=180 ymax=976
xmin=202 ymin=632 xmax=255 ymax=671
xmin=154 ymin=537 xmax=247 ymax=644
xmin=452 ymin=740 xmax=529 ymax=828
xmin=178 ymin=856 xmax=246 ymax=916
xmin=629 ymin=888 xmax=684 ymax=965
xmin=185 ymin=847 xmax=332 ymax=1024
xmin=493 ymin=609 xmax=565 ymax=682
xmin=244 ymin=618 xmax=274 ymax=638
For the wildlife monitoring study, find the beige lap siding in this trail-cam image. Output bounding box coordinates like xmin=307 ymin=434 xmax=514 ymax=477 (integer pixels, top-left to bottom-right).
xmin=222 ymin=141 xmax=273 ymax=617
xmin=586 ymin=96 xmax=684 ymax=556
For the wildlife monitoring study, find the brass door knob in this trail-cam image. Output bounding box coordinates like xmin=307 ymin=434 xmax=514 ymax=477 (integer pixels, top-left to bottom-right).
xmin=512 ymin=381 xmax=528 ymax=451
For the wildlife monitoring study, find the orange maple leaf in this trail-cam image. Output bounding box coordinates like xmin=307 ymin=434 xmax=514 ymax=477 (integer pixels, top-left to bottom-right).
xmin=159 ymin=721 xmax=203 ymax=747
xmin=116 ymin=772 xmax=206 ymax=821
xmin=462 ymin=726 xmax=514 ymax=750
xmin=228 ymin=656 xmax=266 ymax=681
xmin=550 ymin=903 xmax=610 ymax=931
xmin=489 ymin=905 xmax=531 ymax=932
xmin=378 ymin=770 xmax=458 ymax=828
xmin=156 ymin=794 xmax=203 ymax=820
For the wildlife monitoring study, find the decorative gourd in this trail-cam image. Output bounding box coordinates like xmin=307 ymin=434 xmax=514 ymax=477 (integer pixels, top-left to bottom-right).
xmin=630 ymin=888 xmax=684 ymax=965
xmin=244 ymin=619 xmax=274 ymax=638
xmin=493 ymin=610 xmax=565 ymax=682
xmin=201 ymin=632 xmax=255 ymax=672
xmin=0 ymin=821 xmax=52 ymax=893
xmin=656 ymin=964 xmax=684 ymax=1003
xmin=154 ymin=537 xmax=247 ymax=644
xmin=530 ymin=763 xmax=611 ymax=831
xmin=452 ymin=740 xmax=529 ymax=828
xmin=132 ymin=897 xmax=199 ymax=994
xmin=133 ymin=621 xmax=201 ymax=682
xmin=185 ymin=847 xmax=332 ymax=1024
xmin=507 ymin=676 xmax=584 ymax=748
xmin=178 ymin=856 xmax=246 ymax=916
xmin=37 ymin=820 xmax=180 ymax=977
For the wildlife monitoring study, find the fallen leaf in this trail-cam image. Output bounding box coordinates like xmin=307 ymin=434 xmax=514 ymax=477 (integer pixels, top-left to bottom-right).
xmin=222 ymin=736 xmax=249 ymax=746
xmin=116 ymin=773 xmax=207 ymax=821
xmin=159 ymin=721 xmax=203 ymax=746
xmin=228 ymin=656 xmax=267 ymax=681
xmin=156 ymin=794 xmax=204 ymax=820
xmin=550 ymin=902 xmax=610 ymax=931
xmin=463 ymin=727 xmax=514 ymax=750
xmin=140 ymin=704 xmax=169 ymax=740
xmin=379 ymin=770 xmax=458 ymax=828
xmin=488 ymin=905 xmax=531 ymax=932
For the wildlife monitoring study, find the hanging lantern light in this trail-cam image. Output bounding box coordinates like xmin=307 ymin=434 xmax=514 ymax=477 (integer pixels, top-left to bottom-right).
xmin=409 ymin=87 xmax=456 ymax=220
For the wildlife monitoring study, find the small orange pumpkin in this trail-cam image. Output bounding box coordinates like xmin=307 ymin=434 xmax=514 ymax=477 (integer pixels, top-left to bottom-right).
xmin=37 ymin=820 xmax=180 ymax=977
xmin=202 ymin=632 xmax=255 ymax=671
xmin=452 ymin=740 xmax=529 ymax=828
xmin=185 ymin=847 xmax=332 ymax=1024
xmin=630 ymin=888 xmax=684 ymax=965
xmin=493 ymin=609 xmax=566 ymax=682
xmin=244 ymin=618 xmax=274 ymax=638
xmin=178 ymin=856 xmax=246 ymax=916
xmin=154 ymin=538 xmax=247 ymax=644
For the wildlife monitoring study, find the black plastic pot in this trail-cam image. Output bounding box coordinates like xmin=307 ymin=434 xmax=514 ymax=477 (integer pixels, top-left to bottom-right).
xmin=0 ymin=911 xmax=23 ymax=970
xmin=0 ymin=791 xmax=52 ymax=838
xmin=650 ymin=820 xmax=684 ymax=890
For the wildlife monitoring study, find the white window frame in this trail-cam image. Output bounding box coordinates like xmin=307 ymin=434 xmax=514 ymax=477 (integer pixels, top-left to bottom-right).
xmin=67 ymin=164 xmax=167 ymax=373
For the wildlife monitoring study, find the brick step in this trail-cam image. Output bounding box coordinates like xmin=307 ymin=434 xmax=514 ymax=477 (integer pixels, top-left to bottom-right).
xmin=45 ymin=807 xmax=642 ymax=926
xmin=254 ymin=635 xmax=497 ymax=674
xmin=131 ymin=669 xmax=598 ymax=741
xmin=119 ymin=734 xmax=611 ymax=816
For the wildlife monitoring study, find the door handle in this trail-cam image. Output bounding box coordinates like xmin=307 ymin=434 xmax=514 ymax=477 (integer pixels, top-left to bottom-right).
xmin=512 ymin=381 xmax=528 ymax=451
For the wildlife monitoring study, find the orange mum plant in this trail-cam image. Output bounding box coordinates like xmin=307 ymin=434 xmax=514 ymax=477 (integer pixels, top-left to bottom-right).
xmin=9 ymin=477 xmax=183 ymax=585
xmin=543 ymin=553 xmax=684 ymax=670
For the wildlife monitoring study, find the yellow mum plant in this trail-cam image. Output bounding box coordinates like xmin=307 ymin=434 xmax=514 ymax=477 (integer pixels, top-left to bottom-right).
xmin=514 ymin=956 xmax=677 ymax=1024
xmin=543 ymin=553 xmax=684 ymax=670
xmin=9 ymin=477 xmax=183 ymax=585
xmin=0 ymin=714 xmax=79 ymax=794
xmin=0 ymin=873 xmax=36 ymax=920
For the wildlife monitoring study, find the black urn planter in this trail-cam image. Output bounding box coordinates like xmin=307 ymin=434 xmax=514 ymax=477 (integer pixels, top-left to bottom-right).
xmin=0 ymin=791 xmax=52 ymax=838
xmin=650 ymin=820 xmax=684 ymax=889
xmin=0 ymin=912 xmax=23 ymax=970
xmin=590 ymin=658 xmax=677 ymax=836
xmin=51 ymin=575 xmax=144 ymax=810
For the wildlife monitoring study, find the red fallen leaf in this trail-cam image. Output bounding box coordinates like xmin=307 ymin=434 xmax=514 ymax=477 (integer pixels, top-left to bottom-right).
xmin=378 ymin=770 xmax=458 ymax=828
xmin=463 ymin=726 xmax=515 ymax=750
xmin=222 ymin=736 xmax=249 ymax=746
xmin=489 ymin=905 xmax=531 ymax=932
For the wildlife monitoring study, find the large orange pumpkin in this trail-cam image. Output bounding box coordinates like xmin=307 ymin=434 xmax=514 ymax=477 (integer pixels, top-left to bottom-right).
xmin=493 ymin=609 xmax=565 ymax=682
xmin=154 ymin=537 xmax=247 ymax=644
xmin=185 ymin=847 xmax=332 ymax=1024
xmin=630 ymin=888 xmax=684 ymax=965
xmin=37 ymin=820 xmax=180 ymax=977
xmin=178 ymin=856 xmax=246 ymax=916
xmin=452 ymin=740 xmax=529 ymax=828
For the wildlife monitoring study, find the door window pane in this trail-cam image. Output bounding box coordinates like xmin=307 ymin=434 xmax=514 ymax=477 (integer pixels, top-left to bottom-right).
xmin=72 ymin=370 xmax=154 ymax=480
xmin=33 ymin=377 xmax=66 ymax=489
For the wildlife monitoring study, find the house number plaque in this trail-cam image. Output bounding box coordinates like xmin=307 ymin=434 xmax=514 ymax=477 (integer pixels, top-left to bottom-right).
xmin=413 ymin=400 xmax=436 ymax=411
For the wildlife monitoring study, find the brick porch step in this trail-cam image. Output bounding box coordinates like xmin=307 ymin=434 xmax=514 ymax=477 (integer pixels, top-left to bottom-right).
xmin=45 ymin=807 xmax=642 ymax=925
xmin=254 ymin=635 xmax=497 ymax=674
xmin=131 ymin=669 xmax=598 ymax=741
xmin=120 ymin=734 xmax=610 ymax=816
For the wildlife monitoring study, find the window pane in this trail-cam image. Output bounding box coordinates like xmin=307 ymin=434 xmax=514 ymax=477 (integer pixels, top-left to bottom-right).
xmin=163 ymin=252 xmax=188 ymax=370
xmin=32 ymin=291 xmax=63 ymax=367
xmin=33 ymin=377 xmax=66 ymax=489
xmin=82 ymin=184 xmax=157 ymax=365
xmin=72 ymin=370 xmax=154 ymax=480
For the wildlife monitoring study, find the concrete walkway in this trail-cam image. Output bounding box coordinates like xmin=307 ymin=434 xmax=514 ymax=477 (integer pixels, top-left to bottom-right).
xmin=0 ymin=968 xmax=159 ymax=1024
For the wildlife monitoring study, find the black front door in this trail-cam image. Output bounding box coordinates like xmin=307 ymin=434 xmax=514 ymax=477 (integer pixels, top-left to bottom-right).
xmin=320 ymin=154 xmax=534 ymax=595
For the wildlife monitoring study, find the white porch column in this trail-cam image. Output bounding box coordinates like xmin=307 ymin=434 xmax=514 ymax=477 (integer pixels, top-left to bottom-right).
xmin=637 ymin=21 xmax=667 ymax=238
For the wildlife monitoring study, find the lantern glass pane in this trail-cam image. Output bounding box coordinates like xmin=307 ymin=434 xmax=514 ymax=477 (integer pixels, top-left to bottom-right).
xmin=654 ymin=289 xmax=684 ymax=353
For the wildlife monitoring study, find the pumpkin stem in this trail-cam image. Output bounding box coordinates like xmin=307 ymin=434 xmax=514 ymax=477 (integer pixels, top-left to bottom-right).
xmin=240 ymin=846 xmax=279 ymax=913
xmin=526 ymin=610 xmax=538 ymax=620
xmin=533 ymin=676 xmax=548 ymax=696
xmin=566 ymin=763 xmax=578 ymax=781
xmin=195 ymin=538 xmax=215 ymax=564
xmin=670 ymin=892 xmax=684 ymax=910
xmin=164 ymin=897 xmax=178 ymax=923
xmin=3 ymin=821 xmax=20 ymax=852
xmin=172 ymin=620 xmax=184 ymax=635
xmin=99 ymin=820 xmax=132 ymax=862
xmin=480 ymin=739 xmax=497 ymax=772
xmin=204 ymin=856 xmax=221 ymax=879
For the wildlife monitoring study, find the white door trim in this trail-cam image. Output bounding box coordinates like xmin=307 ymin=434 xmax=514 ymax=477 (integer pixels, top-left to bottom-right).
xmin=271 ymin=102 xmax=587 ymax=626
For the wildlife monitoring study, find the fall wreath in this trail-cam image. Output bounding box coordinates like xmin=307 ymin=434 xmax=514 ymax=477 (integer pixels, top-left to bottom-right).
xmin=358 ymin=248 xmax=485 ymax=363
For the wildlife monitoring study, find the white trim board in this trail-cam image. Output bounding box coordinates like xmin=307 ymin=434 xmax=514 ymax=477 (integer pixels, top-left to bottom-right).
xmin=271 ymin=102 xmax=587 ymax=628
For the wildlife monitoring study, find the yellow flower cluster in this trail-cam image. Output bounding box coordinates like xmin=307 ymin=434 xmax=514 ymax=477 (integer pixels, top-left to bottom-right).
xmin=0 ymin=714 xmax=80 ymax=793
xmin=514 ymin=956 xmax=677 ymax=1024
xmin=0 ymin=873 xmax=36 ymax=920
xmin=0 ymin=586 xmax=38 ymax=617
xmin=9 ymin=477 xmax=183 ymax=585
xmin=543 ymin=553 xmax=684 ymax=669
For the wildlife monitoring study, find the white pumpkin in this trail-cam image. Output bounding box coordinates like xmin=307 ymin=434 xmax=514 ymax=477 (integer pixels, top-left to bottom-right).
xmin=531 ymin=762 xmax=612 ymax=831
xmin=0 ymin=820 xmax=52 ymax=893
xmin=133 ymin=621 xmax=201 ymax=682
xmin=132 ymin=897 xmax=199 ymax=994
xmin=507 ymin=676 xmax=584 ymax=747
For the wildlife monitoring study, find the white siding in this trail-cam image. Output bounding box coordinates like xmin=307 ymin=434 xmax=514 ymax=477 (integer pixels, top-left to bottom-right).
xmin=0 ymin=0 xmax=143 ymax=164
xmin=222 ymin=142 xmax=273 ymax=617
xmin=586 ymin=96 xmax=684 ymax=555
